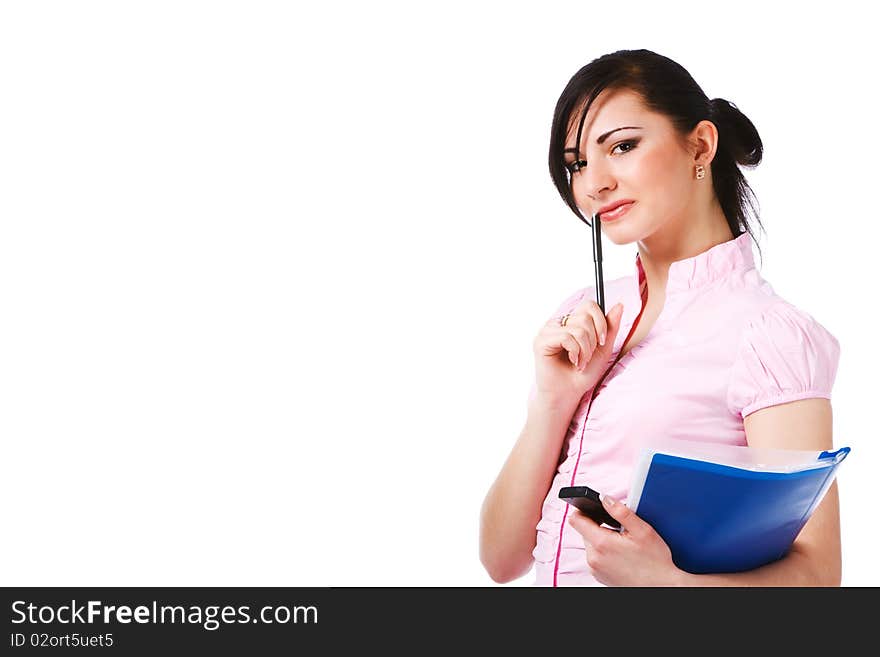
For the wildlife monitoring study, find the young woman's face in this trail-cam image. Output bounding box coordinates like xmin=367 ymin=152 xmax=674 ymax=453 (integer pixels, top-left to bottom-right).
xmin=563 ymin=88 xmax=701 ymax=245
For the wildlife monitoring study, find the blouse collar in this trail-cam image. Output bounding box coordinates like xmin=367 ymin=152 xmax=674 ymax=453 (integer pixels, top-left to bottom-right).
xmin=634 ymin=231 xmax=755 ymax=295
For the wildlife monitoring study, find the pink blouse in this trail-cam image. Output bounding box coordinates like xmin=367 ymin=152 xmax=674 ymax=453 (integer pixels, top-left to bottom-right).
xmin=526 ymin=232 xmax=841 ymax=586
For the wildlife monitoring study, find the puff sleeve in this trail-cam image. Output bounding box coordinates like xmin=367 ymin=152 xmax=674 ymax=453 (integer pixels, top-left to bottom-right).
xmin=526 ymin=285 xmax=592 ymax=405
xmin=726 ymin=301 xmax=841 ymax=419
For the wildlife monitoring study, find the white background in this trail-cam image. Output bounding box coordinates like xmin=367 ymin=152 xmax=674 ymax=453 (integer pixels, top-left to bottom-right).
xmin=1 ymin=1 xmax=876 ymax=586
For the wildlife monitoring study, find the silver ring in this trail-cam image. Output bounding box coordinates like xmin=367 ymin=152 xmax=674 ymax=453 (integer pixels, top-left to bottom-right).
xmin=560 ymin=313 xmax=571 ymax=327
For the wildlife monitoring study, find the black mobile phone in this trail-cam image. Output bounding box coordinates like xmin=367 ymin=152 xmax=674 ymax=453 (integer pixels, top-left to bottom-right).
xmin=558 ymin=486 xmax=622 ymax=530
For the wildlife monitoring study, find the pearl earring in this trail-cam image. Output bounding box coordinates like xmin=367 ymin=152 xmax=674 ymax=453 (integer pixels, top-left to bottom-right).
xmin=695 ymin=165 xmax=706 ymax=180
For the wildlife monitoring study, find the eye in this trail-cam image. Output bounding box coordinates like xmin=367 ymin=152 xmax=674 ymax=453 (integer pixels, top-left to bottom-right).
xmin=612 ymin=139 xmax=638 ymax=155
xmin=565 ymin=159 xmax=587 ymax=174
xmin=564 ymin=139 xmax=639 ymax=175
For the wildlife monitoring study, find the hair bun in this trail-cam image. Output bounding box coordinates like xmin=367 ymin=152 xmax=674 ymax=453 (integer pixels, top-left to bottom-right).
xmin=710 ymin=97 xmax=761 ymax=167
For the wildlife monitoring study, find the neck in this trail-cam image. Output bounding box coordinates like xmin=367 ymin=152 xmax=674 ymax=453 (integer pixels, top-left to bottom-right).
xmin=636 ymin=200 xmax=735 ymax=304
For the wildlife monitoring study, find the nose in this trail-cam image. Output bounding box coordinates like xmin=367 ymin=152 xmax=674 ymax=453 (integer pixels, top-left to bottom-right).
xmin=572 ymin=160 xmax=616 ymax=215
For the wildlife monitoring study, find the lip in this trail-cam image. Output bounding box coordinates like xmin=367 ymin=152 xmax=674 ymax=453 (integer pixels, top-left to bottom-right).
xmin=597 ymin=199 xmax=635 ymax=216
xmin=599 ymin=201 xmax=634 ymax=222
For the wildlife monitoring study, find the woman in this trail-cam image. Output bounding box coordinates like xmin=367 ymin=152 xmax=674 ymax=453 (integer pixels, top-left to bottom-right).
xmin=479 ymin=49 xmax=842 ymax=587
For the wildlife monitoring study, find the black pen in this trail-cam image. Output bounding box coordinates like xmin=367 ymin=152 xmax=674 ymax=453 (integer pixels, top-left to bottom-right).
xmin=591 ymin=211 xmax=605 ymax=313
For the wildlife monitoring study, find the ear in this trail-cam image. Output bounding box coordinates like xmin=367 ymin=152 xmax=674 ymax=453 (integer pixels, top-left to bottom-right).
xmin=689 ymin=119 xmax=718 ymax=168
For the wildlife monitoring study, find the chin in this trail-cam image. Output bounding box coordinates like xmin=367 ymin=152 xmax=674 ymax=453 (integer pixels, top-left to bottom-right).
xmin=600 ymin=225 xmax=641 ymax=246
xmin=601 ymin=215 xmax=660 ymax=246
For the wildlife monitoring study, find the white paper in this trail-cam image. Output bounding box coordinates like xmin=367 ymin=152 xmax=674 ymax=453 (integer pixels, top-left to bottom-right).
xmin=625 ymin=438 xmax=837 ymax=511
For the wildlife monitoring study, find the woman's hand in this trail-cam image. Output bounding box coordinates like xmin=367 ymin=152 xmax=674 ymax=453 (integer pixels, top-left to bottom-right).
xmin=567 ymin=494 xmax=685 ymax=587
xmin=532 ymin=300 xmax=624 ymax=404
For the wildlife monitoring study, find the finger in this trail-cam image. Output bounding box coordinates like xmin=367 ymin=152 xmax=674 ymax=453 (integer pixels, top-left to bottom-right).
xmin=572 ymin=300 xmax=624 ymax=349
xmin=604 ymin=303 xmax=625 ymax=343
xmin=545 ymin=324 xmax=589 ymax=368
xmin=563 ymin=323 xmax=596 ymax=368
xmin=536 ymin=329 xmax=581 ymax=368
xmin=566 ymin=509 xmax=606 ymax=545
xmin=558 ymin=329 xmax=581 ymax=367
xmin=569 ymin=299 xmax=606 ymax=348
xmin=572 ymin=299 xmax=611 ymax=348
xmin=599 ymin=493 xmax=645 ymax=537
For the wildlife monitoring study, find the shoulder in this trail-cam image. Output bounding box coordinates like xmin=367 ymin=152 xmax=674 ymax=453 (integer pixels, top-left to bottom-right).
xmin=727 ymin=298 xmax=841 ymax=419
xmin=739 ymin=299 xmax=840 ymax=354
xmin=714 ymin=264 xmax=837 ymax=348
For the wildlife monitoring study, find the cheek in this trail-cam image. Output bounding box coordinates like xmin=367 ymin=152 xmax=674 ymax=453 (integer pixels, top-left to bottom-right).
xmin=630 ymin=145 xmax=678 ymax=186
xmin=628 ymin=146 xmax=692 ymax=214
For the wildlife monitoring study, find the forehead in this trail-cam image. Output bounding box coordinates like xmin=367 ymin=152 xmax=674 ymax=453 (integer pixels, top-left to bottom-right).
xmin=564 ymin=88 xmax=650 ymax=148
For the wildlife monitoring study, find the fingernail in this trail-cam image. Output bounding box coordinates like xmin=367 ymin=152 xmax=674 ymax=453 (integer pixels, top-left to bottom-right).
xmin=600 ymin=493 xmax=617 ymax=507
xmin=599 ymin=332 xmax=606 ymax=346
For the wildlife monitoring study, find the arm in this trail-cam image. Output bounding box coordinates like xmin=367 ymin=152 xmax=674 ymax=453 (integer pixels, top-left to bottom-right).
xmin=479 ymin=394 xmax=580 ymax=584
xmin=566 ymin=397 xmax=842 ymax=587
xmin=677 ymin=398 xmax=841 ymax=587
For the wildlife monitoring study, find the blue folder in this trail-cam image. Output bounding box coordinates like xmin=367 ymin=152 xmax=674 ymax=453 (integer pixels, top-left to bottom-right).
xmin=627 ymin=443 xmax=850 ymax=574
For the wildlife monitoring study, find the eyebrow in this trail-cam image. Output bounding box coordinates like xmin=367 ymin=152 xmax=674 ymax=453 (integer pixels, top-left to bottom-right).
xmin=563 ymin=126 xmax=643 ymax=154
